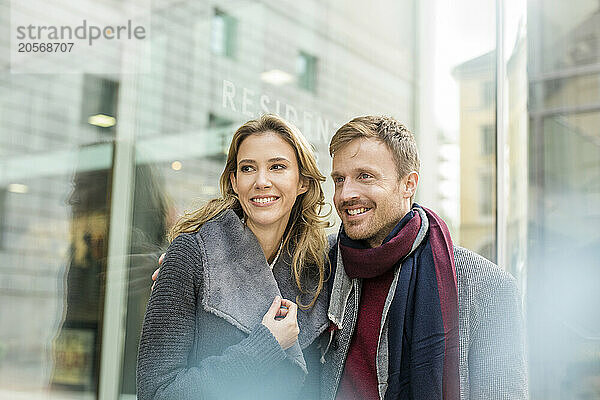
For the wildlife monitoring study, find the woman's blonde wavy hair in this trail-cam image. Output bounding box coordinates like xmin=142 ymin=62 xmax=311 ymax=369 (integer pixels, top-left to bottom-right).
xmin=169 ymin=114 xmax=330 ymax=308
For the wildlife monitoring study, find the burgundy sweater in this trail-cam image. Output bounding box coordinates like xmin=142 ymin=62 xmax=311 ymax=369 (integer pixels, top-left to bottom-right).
xmin=336 ymin=269 xmax=395 ymax=400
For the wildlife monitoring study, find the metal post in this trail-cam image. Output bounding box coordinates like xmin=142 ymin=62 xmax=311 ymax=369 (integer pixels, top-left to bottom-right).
xmin=98 ymin=6 xmax=146 ymax=397
xmin=495 ymin=0 xmax=507 ymax=269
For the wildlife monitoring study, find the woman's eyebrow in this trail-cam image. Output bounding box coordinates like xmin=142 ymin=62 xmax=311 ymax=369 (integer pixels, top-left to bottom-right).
xmin=268 ymin=157 xmax=291 ymax=163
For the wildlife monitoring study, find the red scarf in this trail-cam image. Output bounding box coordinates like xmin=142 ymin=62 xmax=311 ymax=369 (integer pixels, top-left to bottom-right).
xmin=337 ymin=205 xmax=459 ymax=400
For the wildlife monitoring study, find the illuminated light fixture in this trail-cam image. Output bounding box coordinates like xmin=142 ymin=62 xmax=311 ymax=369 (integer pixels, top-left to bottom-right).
xmin=88 ymin=114 xmax=116 ymax=128
xmin=8 ymin=183 xmax=28 ymax=194
xmin=260 ymin=69 xmax=294 ymax=85
xmin=171 ymin=161 xmax=183 ymax=171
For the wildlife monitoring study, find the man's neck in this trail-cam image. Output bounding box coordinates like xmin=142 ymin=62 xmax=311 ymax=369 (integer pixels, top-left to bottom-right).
xmin=366 ymin=209 xmax=412 ymax=248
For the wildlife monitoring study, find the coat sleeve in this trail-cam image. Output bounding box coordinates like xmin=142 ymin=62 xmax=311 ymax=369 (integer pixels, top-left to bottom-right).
xmin=468 ymin=269 xmax=528 ymax=399
xmin=136 ymin=233 xmax=287 ymax=400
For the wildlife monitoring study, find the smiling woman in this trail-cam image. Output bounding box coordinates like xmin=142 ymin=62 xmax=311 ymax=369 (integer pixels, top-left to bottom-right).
xmin=167 ymin=115 xmax=330 ymax=304
xmin=231 ymin=132 xmax=309 ymax=250
xmin=136 ymin=114 xmax=331 ymax=400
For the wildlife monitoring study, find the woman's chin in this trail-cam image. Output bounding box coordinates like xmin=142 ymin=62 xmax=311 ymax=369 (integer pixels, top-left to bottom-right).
xmin=245 ymin=210 xmax=289 ymax=229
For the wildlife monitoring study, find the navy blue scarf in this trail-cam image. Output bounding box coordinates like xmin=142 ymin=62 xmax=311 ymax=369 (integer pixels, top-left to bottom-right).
xmin=338 ymin=204 xmax=459 ymax=400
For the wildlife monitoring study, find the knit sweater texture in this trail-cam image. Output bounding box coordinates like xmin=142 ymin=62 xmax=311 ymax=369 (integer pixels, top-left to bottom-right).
xmin=136 ymin=210 xmax=329 ymax=400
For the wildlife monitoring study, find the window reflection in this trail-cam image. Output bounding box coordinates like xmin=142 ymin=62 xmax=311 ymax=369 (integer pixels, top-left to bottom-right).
xmin=1 ymin=0 xmax=599 ymax=398
xmin=453 ymin=49 xmax=497 ymax=263
xmin=51 ymin=168 xmax=109 ymax=393
xmin=528 ymin=0 xmax=600 ymax=397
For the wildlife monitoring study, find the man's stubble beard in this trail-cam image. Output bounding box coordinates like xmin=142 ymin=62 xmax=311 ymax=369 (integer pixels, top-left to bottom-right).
xmin=343 ymin=205 xmax=407 ymax=248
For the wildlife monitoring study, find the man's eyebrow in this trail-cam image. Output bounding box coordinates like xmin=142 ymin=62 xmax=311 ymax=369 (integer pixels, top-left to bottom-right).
xmin=330 ymin=167 xmax=377 ymax=178
xmin=330 ymin=169 xmax=353 ymax=178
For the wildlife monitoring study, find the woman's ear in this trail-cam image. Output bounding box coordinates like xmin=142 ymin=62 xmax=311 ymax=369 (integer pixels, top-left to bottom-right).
xmin=230 ymin=172 xmax=238 ymax=194
xmin=298 ymin=177 xmax=309 ymax=195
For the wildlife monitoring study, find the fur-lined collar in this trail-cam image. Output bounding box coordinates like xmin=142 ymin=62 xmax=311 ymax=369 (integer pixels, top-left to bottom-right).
xmin=195 ymin=209 xmax=329 ymax=372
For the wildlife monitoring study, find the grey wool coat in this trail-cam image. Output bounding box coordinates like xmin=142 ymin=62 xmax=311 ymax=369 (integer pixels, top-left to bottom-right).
xmin=136 ymin=209 xmax=330 ymax=400
xmin=320 ymin=232 xmax=529 ymax=400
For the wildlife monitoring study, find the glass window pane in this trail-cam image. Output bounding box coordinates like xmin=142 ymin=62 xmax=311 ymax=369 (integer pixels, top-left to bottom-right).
xmin=530 ymin=73 xmax=600 ymax=112
xmin=532 ymin=1 xmax=600 ymax=74
xmin=297 ymin=51 xmax=317 ymax=92
xmin=2 ymin=1 xmax=417 ymax=396
xmin=17 ymin=0 xmax=600 ymax=398
xmin=446 ymin=3 xmax=497 ymax=262
xmin=528 ymin=0 xmax=600 ymax=397
xmin=211 ymin=9 xmax=237 ymax=58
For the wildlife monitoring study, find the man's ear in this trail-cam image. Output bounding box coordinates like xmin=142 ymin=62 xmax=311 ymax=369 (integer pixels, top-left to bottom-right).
xmin=230 ymin=172 xmax=238 ymax=194
xmin=403 ymin=171 xmax=419 ymax=198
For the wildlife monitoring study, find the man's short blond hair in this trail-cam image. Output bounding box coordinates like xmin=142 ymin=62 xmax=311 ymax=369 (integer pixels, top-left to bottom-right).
xmin=329 ymin=115 xmax=420 ymax=180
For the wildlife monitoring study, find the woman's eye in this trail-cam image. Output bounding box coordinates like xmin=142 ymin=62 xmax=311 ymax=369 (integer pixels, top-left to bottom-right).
xmin=240 ymin=165 xmax=254 ymax=172
xmin=271 ymin=164 xmax=286 ymax=170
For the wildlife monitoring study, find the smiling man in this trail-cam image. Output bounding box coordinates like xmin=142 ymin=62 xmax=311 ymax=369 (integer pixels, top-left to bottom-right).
xmin=320 ymin=116 xmax=527 ymax=400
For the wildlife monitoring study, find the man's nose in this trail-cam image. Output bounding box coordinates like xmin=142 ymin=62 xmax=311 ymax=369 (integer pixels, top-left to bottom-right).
xmin=337 ymin=180 xmax=360 ymax=202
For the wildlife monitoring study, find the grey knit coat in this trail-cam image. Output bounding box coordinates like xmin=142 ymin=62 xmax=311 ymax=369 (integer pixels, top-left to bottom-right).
xmin=136 ymin=209 xmax=330 ymax=400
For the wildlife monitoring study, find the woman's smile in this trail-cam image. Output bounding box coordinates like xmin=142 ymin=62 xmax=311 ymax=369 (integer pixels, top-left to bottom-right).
xmin=250 ymin=195 xmax=280 ymax=206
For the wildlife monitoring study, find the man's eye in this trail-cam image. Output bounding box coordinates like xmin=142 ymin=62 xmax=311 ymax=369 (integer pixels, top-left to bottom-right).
xmin=333 ymin=177 xmax=344 ymax=184
xmin=359 ymin=173 xmax=372 ymax=179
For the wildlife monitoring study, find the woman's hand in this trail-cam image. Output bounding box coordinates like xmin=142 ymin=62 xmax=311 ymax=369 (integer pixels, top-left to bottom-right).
xmin=151 ymin=253 xmax=166 ymax=291
xmin=261 ymin=296 xmax=299 ymax=350
xmin=153 ymin=256 xmax=300 ymax=350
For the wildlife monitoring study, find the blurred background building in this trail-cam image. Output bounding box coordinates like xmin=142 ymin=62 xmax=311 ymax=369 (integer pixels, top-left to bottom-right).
xmin=0 ymin=0 xmax=598 ymax=399
xmin=453 ymin=50 xmax=497 ymax=263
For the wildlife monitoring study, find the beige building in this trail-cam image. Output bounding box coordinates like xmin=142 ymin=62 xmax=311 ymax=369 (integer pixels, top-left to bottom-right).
xmin=452 ymin=52 xmax=497 ymax=262
xmin=452 ymin=32 xmax=528 ymax=276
